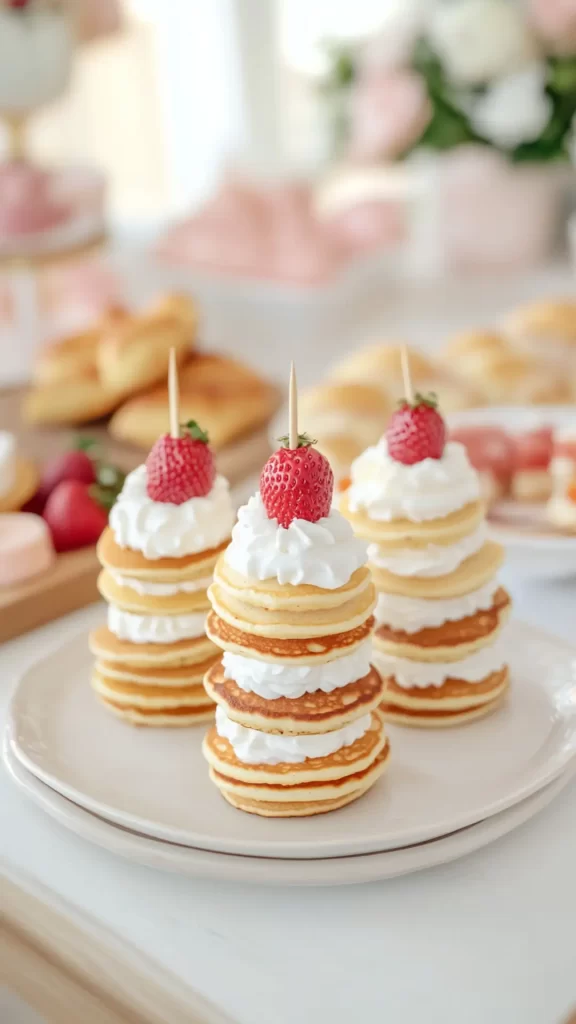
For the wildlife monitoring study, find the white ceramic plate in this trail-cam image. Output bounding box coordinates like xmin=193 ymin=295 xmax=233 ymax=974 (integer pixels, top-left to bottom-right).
xmin=4 ymin=739 xmax=574 ymax=886
xmin=8 ymin=623 xmax=576 ymax=859
xmin=448 ymin=405 xmax=576 ymax=576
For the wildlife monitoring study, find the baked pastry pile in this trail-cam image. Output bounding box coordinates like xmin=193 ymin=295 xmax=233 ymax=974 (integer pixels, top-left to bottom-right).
xmin=24 ymin=293 xmax=277 ymax=449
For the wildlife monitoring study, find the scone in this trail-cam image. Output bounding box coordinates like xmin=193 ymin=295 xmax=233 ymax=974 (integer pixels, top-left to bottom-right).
xmin=504 ymin=300 xmax=576 ymax=368
xmin=461 ymin=349 xmax=569 ymax=405
xmin=33 ymin=305 xmax=127 ymax=385
xmin=97 ymin=293 xmax=198 ymax=395
xmin=109 ymin=353 xmax=280 ymax=449
xmin=23 ymin=366 xmax=125 ymax=426
xmin=439 ymin=329 xmax=509 ymax=376
xmin=329 ymin=342 xmax=480 ymax=412
xmin=300 ymin=381 xmax=393 ymax=451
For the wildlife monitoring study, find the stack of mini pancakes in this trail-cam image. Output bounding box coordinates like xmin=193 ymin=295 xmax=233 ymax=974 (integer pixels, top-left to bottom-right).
xmin=202 ymin=535 xmax=390 ymax=817
xmin=342 ymin=459 xmax=511 ymax=727
xmin=90 ymin=526 xmax=227 ymax=726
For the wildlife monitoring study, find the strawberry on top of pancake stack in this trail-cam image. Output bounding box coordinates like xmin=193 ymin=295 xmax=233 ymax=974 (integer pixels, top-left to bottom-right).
xmin=341 ymin=392 xmax=511 ymax=728
xmin=90 ymin=420 xmax=235 ymax=726
xmin=202 ymin=414 xmax=390 ymax=817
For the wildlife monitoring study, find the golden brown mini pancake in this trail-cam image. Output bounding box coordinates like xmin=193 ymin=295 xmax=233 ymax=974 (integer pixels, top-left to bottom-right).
xmin=380 ymin=696 xmax=505 ymax=728
xmin=92 ymin=669 xmax=212 ymax=708
xmin=97 ymin=697 xmax=214 ymax=727
xmin=205 ymin=610 xmax=375 ymax=662
xmin=109 ymin=352 xmax=280 ymax=450
xmin=89 ymin=626 xmax=217 ymax=668
xmin=211 ymin=746 xmax=390 ymax=817
xmin=340 ymin=495 xmax=485 ymax=547
xmin=208 ymin=578 xmax=376 ymax=639
xmin=380 ymin=666 xmax=509 ymax=712
xmin=203 ymin=710 xmax=385 ymax=786
xmin=0 ymin=459 xmax=39 ymax=513
xmin=214 ymin=559 xmax=373 ymax=611
xmin=204 ymin=661 xmax=384 ymax=734
xmin=97 ymin=528 xmax=227 ymax=580
xmin=97 ymin=569 xmax=211 ymax=615
xmin=374 ymin=588 xmax=511 ymax=662
xmin=95 ymin=655 xmax=218 ymax=686
xmin=370 ymin=541 xmax=503 ymax=600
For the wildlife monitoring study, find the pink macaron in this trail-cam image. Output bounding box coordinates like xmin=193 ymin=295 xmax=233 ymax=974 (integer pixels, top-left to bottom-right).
xmin=0 ymin=513 xmax=55 ymax=587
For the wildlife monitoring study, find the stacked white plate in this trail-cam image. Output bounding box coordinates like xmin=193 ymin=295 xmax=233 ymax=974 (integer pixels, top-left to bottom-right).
xmin=5 ymin=622 xmax=576 ymax=886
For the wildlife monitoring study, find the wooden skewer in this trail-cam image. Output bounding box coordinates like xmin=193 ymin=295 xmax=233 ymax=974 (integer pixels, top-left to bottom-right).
xmin=400 ymin=345 xmax=414 ymax=404
xmin=289 ymin=361 xmax=298 ymax=449
xmin=168 ymin=348 xmax=180 ymax=439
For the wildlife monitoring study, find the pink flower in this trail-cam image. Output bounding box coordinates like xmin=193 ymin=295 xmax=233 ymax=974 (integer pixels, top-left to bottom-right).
xmin=348 ymin=70 xmax=431 ymax=162
xmin=529 ymin=0 xmax=576 ymax=53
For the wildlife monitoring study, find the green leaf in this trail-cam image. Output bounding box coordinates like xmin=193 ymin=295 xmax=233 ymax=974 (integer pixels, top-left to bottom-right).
xmin=184 ymin=420 xmax=210 ymax=443
xmin=277 ymin=432 xmax=317 ymax=449
xmin=74 ymin=435 xmax=99 ymax=456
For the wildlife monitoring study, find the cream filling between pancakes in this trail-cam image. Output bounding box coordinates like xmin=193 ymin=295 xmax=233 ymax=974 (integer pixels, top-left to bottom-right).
xmin=107 ymin=604 xmax=207 ymax=644
xmin=215 ymin=706 xmax=371 ymax=764
xmin=110 ymin=571 xmax=212 ymax=596
xmin=373 ymin=634 xmax=508 ymax=689
xmin=368 ymin=523 xmax=487 ymax=577
xmin=375 ymin=577 xmax=501 ymax=633
xmin=222 ymin=640 xmax=373 ymax=700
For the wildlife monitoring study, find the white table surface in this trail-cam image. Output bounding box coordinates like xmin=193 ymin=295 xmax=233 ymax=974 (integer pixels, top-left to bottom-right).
xmin=3 ymin=261 xmax=576 ymax=1023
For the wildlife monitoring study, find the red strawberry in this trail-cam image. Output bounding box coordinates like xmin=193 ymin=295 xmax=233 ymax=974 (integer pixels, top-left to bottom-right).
xmin=43 ymin=480 xmax=108 ymax=553
xmin=146 ymin=421 xmax=215 ymax=504
xmin=260 ymin=433 xmax=333 ymax=528
xmin=513 ymin=427 xmax=553 ymax=471
xmin=387 ymin=394 xmax=446 ymax=465
xmin=38 ymin=448 xmax=97 ymax=508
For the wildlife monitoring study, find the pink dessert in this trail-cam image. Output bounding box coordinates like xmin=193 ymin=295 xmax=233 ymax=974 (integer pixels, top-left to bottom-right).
xmin=0 ymin=513 xmax=54 ymax=587
xmin=0 ymin=162 xmax=70 ymax=237
xmin=450 ymin=426 xmax=516 ymax=502
xmin=510 ymin=427 xmax=553 ymax=502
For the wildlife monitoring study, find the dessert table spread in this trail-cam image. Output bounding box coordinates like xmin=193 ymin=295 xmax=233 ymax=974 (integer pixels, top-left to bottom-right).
xmin=3 ymin=257 xmax=576 ymax=1022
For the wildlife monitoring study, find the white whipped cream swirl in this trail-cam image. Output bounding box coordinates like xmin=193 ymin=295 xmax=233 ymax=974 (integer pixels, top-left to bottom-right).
xmin=110 ymin=571 xmax=212 ymax=597
xmin=222 ymin=641 xmax=373 ymax=700
xmin=109 ymin=466 xmax=234 ymax=558
xmin=224 ymin=493 xmax=367 ymax=589
xmin=348 ymin=440 xmax=480 ymax=523
xmin=0 ymin=431 xmax=16 ymax=499
xmin=108 ymin=604 xmax=206 ymax=644
xmin=215 ymin=706 xmax=371 ymax=764
xmin=374 ymin=635 xmax=508 ymax=689
xmin=369 ymin=524 xmax=487 ymax=578
xmin=375 ymin=577 xmax=501 ymax=634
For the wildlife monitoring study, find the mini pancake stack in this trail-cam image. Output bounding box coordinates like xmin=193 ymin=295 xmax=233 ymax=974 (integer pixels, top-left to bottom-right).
xmin=89 ymin=416 xmax=235 ymax=726
xmin=341 ymin=393 xmax=511 ymax=728
xmin=202 ymin=433 xmax=390 ymax=817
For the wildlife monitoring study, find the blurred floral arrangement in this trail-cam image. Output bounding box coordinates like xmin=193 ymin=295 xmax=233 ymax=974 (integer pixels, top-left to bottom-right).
xmin=323 ymin=0 xmax=576 ymax=164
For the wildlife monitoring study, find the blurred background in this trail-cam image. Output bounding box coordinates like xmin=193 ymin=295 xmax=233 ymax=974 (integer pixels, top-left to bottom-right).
xmin=3 ymin=0 xmax=576 ymax=513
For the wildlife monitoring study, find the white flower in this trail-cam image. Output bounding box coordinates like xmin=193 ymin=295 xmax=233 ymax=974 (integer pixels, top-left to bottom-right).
xmin=428 ymin=0 xmax=537 ymax=85
xmin=471 ymin=63 xmax=552 ymax=148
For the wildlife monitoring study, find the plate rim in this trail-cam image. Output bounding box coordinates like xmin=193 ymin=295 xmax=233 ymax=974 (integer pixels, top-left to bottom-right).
xmin=7 ymin=622 xmax=576 ymax=859
xmin=4 ymin=738 xmax=574 ymax=886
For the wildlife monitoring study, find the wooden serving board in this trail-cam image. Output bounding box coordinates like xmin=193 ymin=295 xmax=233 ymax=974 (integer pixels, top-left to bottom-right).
xmin=0 ymin=385 xmax=277 ymax=642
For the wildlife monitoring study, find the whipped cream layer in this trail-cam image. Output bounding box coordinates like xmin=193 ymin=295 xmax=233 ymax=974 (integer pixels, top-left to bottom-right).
xmin=348 ymin=440 xmax=480 ymax=522
xmin=368 ymin=523 xmax=487 ymax=578
xmin=215 ymin=706 xmax=371 ymax=764
xmin=222 ymin=641 xmax=373 ymax=700
xmin=224 ymin=492 xmax=367 ymax=589
xmin=108 ymin=604 xmax=206 ymax=644
xmin=109 ymin=466 xmax=235 ymax=559
xmin=0 ymin=431 xmax=16 ymax=499
xmin=110 ymin=571 xmax=212 ymax=597
xmin=375 ymin=636 xmax=508 ymax=689
xmin=375 ymin=577 xmax=501 ymax=634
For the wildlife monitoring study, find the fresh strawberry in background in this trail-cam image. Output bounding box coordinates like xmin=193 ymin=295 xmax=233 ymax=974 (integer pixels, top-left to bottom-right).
xmin=146 ymin=421 xmax=215 ymax=504
xmin=260 ymin=433 xmax=333 ymax=528
xmin=387 ymin=394 xmax=446 ymax=465
xmin=450 ymin=426 xmax=515 ymax=493
xmin=37 ymin=442 xmax=97 ymax=508
xmin=512 ymin=427 xmax=553 ymax=471
xmin=43 ymin=480 xmax=109 ymax=553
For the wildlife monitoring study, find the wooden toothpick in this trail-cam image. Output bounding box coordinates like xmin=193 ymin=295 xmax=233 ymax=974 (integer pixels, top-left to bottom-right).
xmin=400 ymin=345 xmax=414 ymax=404
xmin=168 ymin=347 xmax=180 ymax=439
xmin=289 ymin=361 xmax=298 ymax=449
